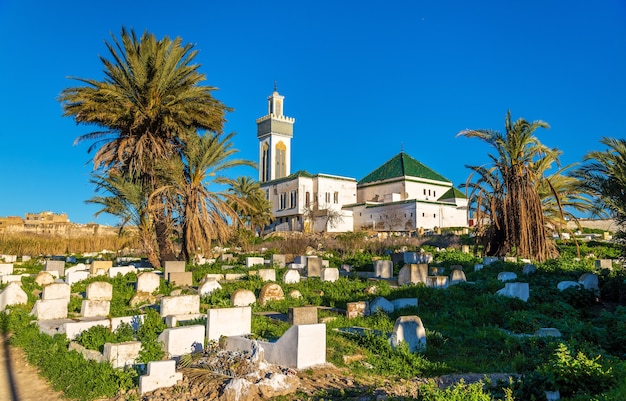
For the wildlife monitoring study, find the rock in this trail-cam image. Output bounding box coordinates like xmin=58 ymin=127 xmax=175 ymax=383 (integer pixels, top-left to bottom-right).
xmin=34 ymin=271 xmax=55 ymax=287
xmin=129 ymin=291 xmax=156 ymax=307
xmin=288 ymin=290 xmax=302 ymax=299
xmin=220 ymin=378 xmax=256 ymax=401
xmin=257 ymin=373 xmax=300 ymax=399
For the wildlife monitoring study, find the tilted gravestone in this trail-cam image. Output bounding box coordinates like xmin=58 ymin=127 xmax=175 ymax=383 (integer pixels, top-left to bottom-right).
xmin=391 ymin=315 xmax=426 ymax=353
xmin=397 ymin=264 xmax=428 ymax=285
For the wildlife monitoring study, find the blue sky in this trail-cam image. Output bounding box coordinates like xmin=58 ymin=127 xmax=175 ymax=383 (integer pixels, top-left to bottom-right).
xmin=1 ymin=1 xmax=625 ymax=225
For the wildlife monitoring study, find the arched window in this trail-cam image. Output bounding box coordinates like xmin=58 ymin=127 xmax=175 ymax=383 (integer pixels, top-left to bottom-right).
xmin=261 ymin=143 xmax=270 ymax=182
xmin=275 ymin=141 xmax=287 ymax=178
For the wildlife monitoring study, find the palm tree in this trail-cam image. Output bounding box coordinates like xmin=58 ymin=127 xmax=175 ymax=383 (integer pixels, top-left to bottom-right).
xmin=59 ymin=27 xmax=231 ymax=261
xmin=458 ymin=110 xmax=561 ymax=261
xmin=229 ymin=176 xmax=273 ymax=235
xmin=155 ymin=131 xmax=255 ymax=262
xmin=572 ymin=137 xmax=626 ymax=255
xmin=86 ymin=172 xmax=161 ymax=268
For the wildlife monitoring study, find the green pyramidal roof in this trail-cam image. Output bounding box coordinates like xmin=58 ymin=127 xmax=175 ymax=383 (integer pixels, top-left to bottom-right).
xmin=438 ymin=186 xmax=467 ymax=200
xmin=358 ymin=152 xmax=451 ymax=185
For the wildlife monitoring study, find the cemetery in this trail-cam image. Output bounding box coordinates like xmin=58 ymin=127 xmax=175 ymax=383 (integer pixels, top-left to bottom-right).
xmin=0 ymin=238 xmax=625 ymax=401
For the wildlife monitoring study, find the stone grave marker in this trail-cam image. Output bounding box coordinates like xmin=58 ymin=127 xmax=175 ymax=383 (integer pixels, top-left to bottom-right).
xmin=497 ymin=271 xmax=518 ymax=282
xmin=0 ymin=282 xmax=28 ymax=312
xmin=426 ymin=276 xmax=448 ymax=288
xmin=496 ymin=282 xmax=529 ymax=301
xmin=45 ymin=260 xmax=65 ymax=277
xmin=374 ymin=260 xmax=393 ymax=278
xmin=391 ymin=315 xmax=426 ymax=352
xmin=579 ymin=273 xmax=599 ymax=291
xmin=557 ymin=281 xmax=581 ymax=291
xmin=522 ymin=264 xmax=537 ymax=275
xmin=137 ymin=272 xmax=161 ymax=293
xmin=246 ymin=256 xmax=265 ymax=268
xmin=306 ymin=256 xmax=322 ymax=278
xmin=449 ymin=269 xmax=467 ymax=285
xmin=346 ymin=301 xmax=368 ymax=318
xmin=321 ymin=267 xmax=339 ymax=282
xmin=163 ymin=260 xmax=185 ymax=280
xmin=198 ymin=279 xmax=221 ymax=296
xmin=160 ymin=294 xmax=200 ymax=317
xmin=206 ymin=306 xmax=252 ymax=341
xmin=168 ymin=271 xmax=193 ymax=286
xmin=397 ymin=264 xmax=428 ymax=285
xmin=370 ymin=297 xmax=394 ymax=314
xmin=86 ymin=281 xmax=113 ymax=300
xmin=90 ymin=260 xmax=113 ymax=275
xmin=259 ymin=283 xmax=285 ymax=305
xmin=595 ymin=259 xmax=613 ymax=270
xmin=231 ymin=289 xmax=256 ymax=306
xmin=0 ymin=263 xmax=13 ymax=275
xmin=288 ymin=306 xmax=318 ymax=325
xmin=258 ymin=269 xmax=276 ymax=282
xmin=390 ymin=298 xmax=418 ymax=310
xmin=270 ymin=254 xmax=286 ymax=268
xmin=283 ymin=269 xmax=301 ymax=284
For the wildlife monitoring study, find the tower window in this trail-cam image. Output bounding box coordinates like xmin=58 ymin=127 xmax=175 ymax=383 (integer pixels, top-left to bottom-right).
xmin=333 ymin=191 xmax=339 ymax=204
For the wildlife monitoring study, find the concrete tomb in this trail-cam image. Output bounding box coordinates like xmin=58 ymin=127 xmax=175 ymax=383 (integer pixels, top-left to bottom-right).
xmin=45 ymin=260 xmax=65 ymax=277
xmin=198 ymin=279 xmax=222 ymax=296
xmin=31 ymin=298 xmax=69 ymax=320
xmin=206 ymin=306 xmax=252 ymax=341
xmin=391 ymin=315 xmax=426 ymax=353
xmin=270 ymin=254 xmax=286 ymax=268
xmin=369 ymin=297 xmax=394 ymax=314
xmin=136 ymin=272 xmax=161 ymax=293
xmin=321 ymin=267 xmax=339 ymax=282
xmin=557 ymin=281 xmax=582 ymax=291
xmin=397 ymin=264 xmax=428 ymax=286
xmin=578 ymin=273 xmax=599 ymax=291
xmin=449 ymin=269 xmax=467 ymax=285
xmin=86 ymin=281 xmax=113 ymax=300
xmin=231 ymin=289 xmax=257 ymax=306
xmin=346 ymin=301 xmax=368 ymax=319
xmin=0 ymin=263 xmax=13 ymax=275
xmin=66 ymin=270 xmax=90 ymax=286
xmin=374 ymin=260 xmax=393 ymax=278
xmin=258 ymin=269 xmax=277 ymax=282
xmin=109 ymin=265 xmax=137 ymax=278
xmin=595 ymin=259 xmax=613 ymax=270
xmin=224 ymin=323 xmax=326 ymax=369
xmin=163 ymin=260 xmax=186 ymax=280
xmin=42 ymin=282 xmax=71 ymax=301
xmin=139 ymin=360 xmax=183 ymax=395
xmin=158 ymin=325 xmax=205 ymax=357
xmin=168 ymin=271 xmax=193 ymax=286
xmin=160 ymin=294 xmax=200 ymax=317
xmin=0 ymin=282 xmax=28 ymax=312
xmin=390 ymin=298 xmax=418 ymax=310
xmin=81 ymin=300 xmax=111 ymax=317
xmin=497 ymin=272 xmax=518 ymax=282
xmin=496 ymin=282 xmax=529 ymax=302
xmin=90 ymin=260 xmax=113 ymax=275
xmin=483 ymin=256 xmax=499 ymax=266
xmin=426 ymin=276 xmax=448 ymax=288
xmin=259 ymin=283 xmax=285 ymax=306
xmin=246 ymin=256 xmax=265 ymax=268
xmin=306 ymin=257 xmax=322 ymax=278
xmin=522 ymin=264 xmax=537 ymax=275
xmin=282 ymin=269 xmax=301 ymax=284
xmin=103 ymin=341 xmax=142 ymax=368
xmin=288 ymin=306 xmax=318 ymax=325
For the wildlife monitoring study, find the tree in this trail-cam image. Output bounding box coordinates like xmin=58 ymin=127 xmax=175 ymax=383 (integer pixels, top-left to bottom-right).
xmin=229 ymin=176 xmax=273 ymax=236
xmin=572 ymin=137 xmax=626 ymax=256
xmin=59 ymin=27 xmax=231 ymax=261
xmin=155 ymin=131 xmax=255 ymax=262
xmin=458 ymin=111 xmax=561 ymax=261
xmin=86 ymin=172 xmax=161 ymax=268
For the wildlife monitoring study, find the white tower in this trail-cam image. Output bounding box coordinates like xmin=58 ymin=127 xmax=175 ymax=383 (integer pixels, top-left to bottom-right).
xmin=256 ymin=85 xmax=295 ymax=183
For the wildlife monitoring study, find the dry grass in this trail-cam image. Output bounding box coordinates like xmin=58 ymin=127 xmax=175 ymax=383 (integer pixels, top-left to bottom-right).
xmin=0 ymin=232 xmax=140 ymax=256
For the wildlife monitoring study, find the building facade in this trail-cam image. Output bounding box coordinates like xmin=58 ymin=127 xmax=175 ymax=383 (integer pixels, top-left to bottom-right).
xmin=256 ymin=89 xmax=468 ymax=233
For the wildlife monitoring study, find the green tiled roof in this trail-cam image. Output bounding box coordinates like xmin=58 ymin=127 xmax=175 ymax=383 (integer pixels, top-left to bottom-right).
xmin=358 ymin=152 xmax=451 ymax=185
xmin=438 ymin=186 xmax=467 ymax=200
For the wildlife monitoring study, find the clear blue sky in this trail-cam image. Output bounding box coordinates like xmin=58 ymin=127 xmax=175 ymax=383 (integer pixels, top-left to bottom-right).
xmin=1 ymin=1 xmax=625 ymax=225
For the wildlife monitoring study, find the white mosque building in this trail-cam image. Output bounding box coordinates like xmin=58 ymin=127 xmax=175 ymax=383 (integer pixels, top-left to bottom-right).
xmin=256 ymin=88 xmax=468 ymax=234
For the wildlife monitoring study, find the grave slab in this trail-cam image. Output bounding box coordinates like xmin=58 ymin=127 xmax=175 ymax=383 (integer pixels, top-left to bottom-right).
xmin=158 ymin=325 xmax=205 ymax=357
xmin=206 ymin=306 xmax=252 ymax=341
xmin=139 ymin=360 xmax=183 ymax=395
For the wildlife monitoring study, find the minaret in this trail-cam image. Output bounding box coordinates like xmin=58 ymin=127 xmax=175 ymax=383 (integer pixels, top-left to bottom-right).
xmin=256 ymin=84 xmax=295 ymax=183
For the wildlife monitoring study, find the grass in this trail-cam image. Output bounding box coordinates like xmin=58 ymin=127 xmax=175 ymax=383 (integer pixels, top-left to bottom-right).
xmin=1 ymin=240 xmax=626 ymax=400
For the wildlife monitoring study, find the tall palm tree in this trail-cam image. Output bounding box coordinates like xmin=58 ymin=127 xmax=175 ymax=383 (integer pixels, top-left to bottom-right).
xmin=458 ymin=110 xmax=561 ymax=261
xmin=59 ymin=27 xmax=231 ymax=261
xmin=572 ymin=137 xmax=626 ymax=255
xmin=86 ymin=172 xmax=161 ymax=268
xmin=155 ymin=131 xmax=255 ymax=262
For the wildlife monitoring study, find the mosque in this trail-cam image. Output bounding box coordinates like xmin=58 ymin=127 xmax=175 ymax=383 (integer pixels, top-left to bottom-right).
xmin=256 ymin=88 xmax=469 ymax=234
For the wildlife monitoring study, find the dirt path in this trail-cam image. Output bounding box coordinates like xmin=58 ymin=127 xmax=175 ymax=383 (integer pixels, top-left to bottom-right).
xmin=0 ymin=333 xmax=65 ymax=401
